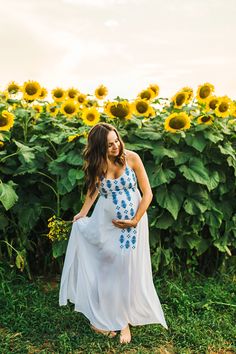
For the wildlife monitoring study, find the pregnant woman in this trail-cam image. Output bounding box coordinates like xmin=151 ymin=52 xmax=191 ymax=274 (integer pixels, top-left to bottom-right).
xmin=59 ymin=122 xmax=168 ymax=343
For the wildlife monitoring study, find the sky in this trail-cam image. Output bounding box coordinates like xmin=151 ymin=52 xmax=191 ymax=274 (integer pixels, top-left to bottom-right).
xmin=0 ymin=0 xmax=236 ymax=100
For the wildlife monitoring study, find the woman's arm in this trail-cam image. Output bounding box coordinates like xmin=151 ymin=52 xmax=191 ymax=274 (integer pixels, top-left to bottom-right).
xmin=130 ymin=151 xmax=153 ymax=224
xmin=112 ymin=151 xmax=153 ymax=228
xmin=73 ymin=187 xmax=99 ymax=222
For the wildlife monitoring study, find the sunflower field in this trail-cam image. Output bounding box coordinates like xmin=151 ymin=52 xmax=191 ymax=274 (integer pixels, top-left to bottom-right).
xmin=0 ymin=81 xmax=235 ymax=278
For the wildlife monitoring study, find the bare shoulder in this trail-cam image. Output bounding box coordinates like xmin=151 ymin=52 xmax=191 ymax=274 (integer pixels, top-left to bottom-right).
xmin=124 ymin=149 xmax=142 ymax=169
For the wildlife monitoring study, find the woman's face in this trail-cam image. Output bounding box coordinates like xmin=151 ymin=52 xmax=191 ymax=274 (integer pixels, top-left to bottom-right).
xmin=107 ymin=130 xmax=121 ymax=158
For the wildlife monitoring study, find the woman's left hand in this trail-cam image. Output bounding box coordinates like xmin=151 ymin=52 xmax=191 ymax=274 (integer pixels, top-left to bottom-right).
xmin=112 ymin=218 xmax=138 ymax=229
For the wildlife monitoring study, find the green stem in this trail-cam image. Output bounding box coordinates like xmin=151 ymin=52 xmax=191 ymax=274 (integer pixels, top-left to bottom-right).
xmin=40 ymin=181 xmax=58 ymax=197
xmin=41 ymin=206 xmax=56 ymax=213
xmin=37 ymin=171 xmax=56 ymax=183
xmin=56 ymin=175 xmax=60 ymax=218
xmin=0 ymin=240 xmax=20 ymax=255
xmin=0 ymin=150 xmax=20 ymax=163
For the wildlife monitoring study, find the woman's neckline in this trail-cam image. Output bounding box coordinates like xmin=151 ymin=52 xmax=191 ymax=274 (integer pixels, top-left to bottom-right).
xmin=103 ymin=162 xmax=128 ymax=181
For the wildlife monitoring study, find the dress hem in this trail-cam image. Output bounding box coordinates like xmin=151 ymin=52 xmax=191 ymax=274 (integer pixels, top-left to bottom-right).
xmin=59 ymin=300 xmax=168 ymax=331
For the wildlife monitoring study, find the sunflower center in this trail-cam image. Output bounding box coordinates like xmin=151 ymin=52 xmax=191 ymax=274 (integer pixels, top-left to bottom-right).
xmin=219 ymin=102 xmax=228 ymax=112
xmin=140 ymin=91 xmax=151 ymax=100
xmin=97 ymin=88 xmax=105 ymax=96
xmin=200 ymin=86 xmax=210 ymax=99
xmin=202 ymin=116 xmax=211 ymax=122
xmin=68 ymin=90 xmax=77 ymax=98
xmin=136 ymin=102 xmax=148 ymax=113
xmin=78 ymin=96 xmax=85 ymax=103
xmin=0 ymin=115 xmax=7 ymax=127
xmin=65 ymin=104 xmax=76 ymax=114
xmin=26 ymin=84 xmax=38 ymax=95
xmin=86 ymin=113 xmax=96 ymax=121
xmin=169 ymin=116 xmax=187 ymax=129
xmin=209 ymin=99 xmax=218 ymax=110
xmin=8 ymin=84 xmax=19 ymax=93
xmin=54 ymin=90 xmax=64 ymax=98
xmin=110 ymin=104 xmax=129 ymax=118
xmin=176 ymin=93 xmax=186 ymax=106
xmin=50 ymin=107 xmax=57 ymax=113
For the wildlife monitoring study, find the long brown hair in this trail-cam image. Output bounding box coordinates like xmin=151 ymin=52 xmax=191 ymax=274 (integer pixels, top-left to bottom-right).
xmin=83 ymin=123 xmax=125 ymax=197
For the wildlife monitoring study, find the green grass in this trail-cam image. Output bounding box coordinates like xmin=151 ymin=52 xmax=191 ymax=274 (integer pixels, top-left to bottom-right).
xmin=0 ymin=264 xmax=235 ymax=354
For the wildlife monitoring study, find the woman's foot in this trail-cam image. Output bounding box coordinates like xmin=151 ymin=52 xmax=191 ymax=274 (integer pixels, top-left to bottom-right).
xmin=120 ymin=324 xmax=131 ymax=344
xmin=90 ymin=324 xmax=117 ymax=338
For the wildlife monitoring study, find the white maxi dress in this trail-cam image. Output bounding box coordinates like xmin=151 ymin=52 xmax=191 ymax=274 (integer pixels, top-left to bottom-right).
xmin=59 ymin=161 xmax=168 ymax=331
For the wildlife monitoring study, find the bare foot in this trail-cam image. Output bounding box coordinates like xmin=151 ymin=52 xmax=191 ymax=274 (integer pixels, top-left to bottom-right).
xmin=120 ymin=324 xmax=131 ymax=344
xmin=90 ymin=324 xmax=117 ymax=338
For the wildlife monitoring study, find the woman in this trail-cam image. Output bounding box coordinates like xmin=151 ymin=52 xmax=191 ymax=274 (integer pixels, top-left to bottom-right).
xmin=59 ymin=122 xmax=168 ymax=343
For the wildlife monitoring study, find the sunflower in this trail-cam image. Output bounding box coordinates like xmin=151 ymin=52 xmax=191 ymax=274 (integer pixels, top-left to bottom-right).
xmin=67 ymin=87 xmax=79 ymax=100
xmin=132 ymin=99 xmax=153 ymax=117
xmin=67 ymin=132 xmax=87 ymax=142
xmin=60 ymin=100 xmax=80 ymax=118
xmin=39 ymin=87 xmax=48 ymax=100
xmin=22 ymin=80 xmax=41 ymax=101
xmin=46 ymin=103 xmax=59 ymax=116
xmin=148 ymin=84 xmax=159 ymax=97
xmin=0 ymin=110 xmax=14 ymax=131
xmin=137 ymin=88 xmax=155 ymax=101
xmin=0 ymin=141 xmax=4 ymax=149
xmin=230 ymin=102 xmax=236 ymax=118
xmin=196 ymin=83 xmax=214 ymax=104
xmin=215 ymin=96 xmax=233 ymax=118
xmin=164 ymin=112 xmax=191 ymax=133
xmin=205 ymin=95 xmax=219 ymax=111
xmin=0 ymin=91 xmax=9 ymax=101
xmin=95 ymin=85 xmax=108 ymax=100
xmin=181 ymin=87 xmax=194 ymax=103
xmin=171 ymin=91 xmax=187 ymax=109
xmin=76 ymin=93 xmax=87 ymax=105
xmin=85 ymin=99 xmax=99 ymax=108
xmin=197 ymin=115 xmax=214 ymax=125
xmin=82 ymin=108 xmax=100 ymax=126
xmin=51 ymin=87 xmax=66 ymax=102
xmin=104 ymin=101 xmax=132 ymax=120
xmin=6 ymin=81 xmax=20 ymax=94
xmin=32 ymin=104 xmax=43 ymax=114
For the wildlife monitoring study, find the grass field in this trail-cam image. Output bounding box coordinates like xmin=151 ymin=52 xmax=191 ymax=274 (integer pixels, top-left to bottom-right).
xmin=0 ymin=264 xmax=235 ymax=354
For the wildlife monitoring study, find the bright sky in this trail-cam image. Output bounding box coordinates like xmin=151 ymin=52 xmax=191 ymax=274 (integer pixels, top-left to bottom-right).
xmin=1 ymin=0 xmax=236 ymax=100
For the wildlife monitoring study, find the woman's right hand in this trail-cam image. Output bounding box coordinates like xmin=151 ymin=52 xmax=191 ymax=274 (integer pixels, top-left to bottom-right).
xmin=72 ymin=212 xmax=87 ymax=223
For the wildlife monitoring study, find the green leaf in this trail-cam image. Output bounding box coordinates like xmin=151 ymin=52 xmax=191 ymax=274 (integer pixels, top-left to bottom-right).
xmin=203 ymin=130 xmax=224 ymax=143
xmin=151 ymin=144 xmax=178 ymax=163
xmin=179 ymin=157 xmax=220 ymax=191
xmin=17 ymin=202 xmax=42 ymax=232
xmin=218 ymin=142 xmax=235 ymax=159
xmin=134 ymin=129 xmax=162 ymax=141
xmin=196 ymin=239 xmax=211 ymax=256
xmin=205 ymin=208 xmax=223 ymax=228
xmin=183 ymin=184 xmax=209 ymax=215
xmin=146 ymin=162 xmax=176 ymax=187
xmin=155 ymin=211 xmax=175 ymax=229
xmin=14 ymin=140 xmax=35 ymax=164
xmin=15 ymin=253 xmax=25 ymax=271
xmin=66 ymin=151 xmax=83 ymax=166
xmin=185 ymin=132 xmax=208 ymax=152
xmin=67 ymin=168 xmax=83 ymax=185
xmin=173 ymin=151 xmax=193 ymax=166
xmin=52 ymin=239 xmax=68 ymax=258
xmin=155 ymin=184 xmax=185 ymax=220
xmin=227 ymin=156 xmax=236 ymax=177
xmin=0 ymin=180 xmax=18 ymax=210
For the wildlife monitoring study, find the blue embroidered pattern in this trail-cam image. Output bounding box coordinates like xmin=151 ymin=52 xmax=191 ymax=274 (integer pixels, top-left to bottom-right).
xmin=99 ymin=163 xmax=138 ymax=250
